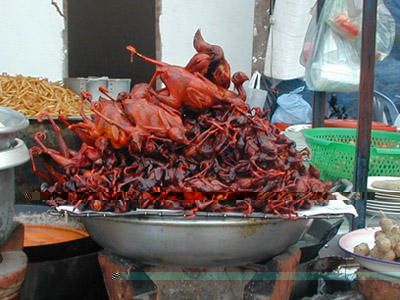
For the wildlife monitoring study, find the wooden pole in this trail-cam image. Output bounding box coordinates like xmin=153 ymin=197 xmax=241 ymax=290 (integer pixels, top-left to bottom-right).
xmin=312 ymin=0 xmax=326 ymax=128
xmin=352 ymin=0 xmax=378 ymax=230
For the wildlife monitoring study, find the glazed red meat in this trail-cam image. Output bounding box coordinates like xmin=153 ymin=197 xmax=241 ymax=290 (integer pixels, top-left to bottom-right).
xmin=30 ymin=30 xmax=334 ymax=219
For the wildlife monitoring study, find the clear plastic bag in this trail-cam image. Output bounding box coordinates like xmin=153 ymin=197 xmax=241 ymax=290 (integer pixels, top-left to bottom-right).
xmin=325 ymin=0 xmax=395 ymax=60
xmin=369 ymin=0 xmax=396 ymax=61
xmin=300 ymin=4 xmax=318 ymax=67
xmin=271 ymin=86 xmax=312 ymax=124
xmin=324 ymin=0 xmax=361 ymax=41
xmin=303 ymin=0 xmax=396 ymax=91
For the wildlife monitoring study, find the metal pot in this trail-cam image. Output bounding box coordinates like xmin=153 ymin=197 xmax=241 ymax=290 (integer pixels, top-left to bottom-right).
xmin=0 ymin=106 xmax=30 ymax=244
xmin=82 ymin=215 xmax=314 ymax=268
xmin=14 ymin=205 xmax=108 ymax=300
xmin=0 ymin=138 xmax=30 ymax=247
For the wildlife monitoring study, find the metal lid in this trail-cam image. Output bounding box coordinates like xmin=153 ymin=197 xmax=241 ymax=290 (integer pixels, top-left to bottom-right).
xmin=0 ymin=138 xmax=30 ymax=170
xmin=0 ymin=106 xmax=29 ymax=134
xmin=0 ymin=106 xmax=29 ymax=151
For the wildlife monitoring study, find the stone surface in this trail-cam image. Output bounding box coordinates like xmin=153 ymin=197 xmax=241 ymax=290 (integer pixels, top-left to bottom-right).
xmin=0 ymin=251 xmax=28 ymax=300
xmin=0 ymin=222 xmax=27 ymax=300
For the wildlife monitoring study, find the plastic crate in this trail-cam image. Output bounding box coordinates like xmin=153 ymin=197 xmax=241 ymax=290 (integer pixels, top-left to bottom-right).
xmin=302 ymin=128 xmax=400 ymax=182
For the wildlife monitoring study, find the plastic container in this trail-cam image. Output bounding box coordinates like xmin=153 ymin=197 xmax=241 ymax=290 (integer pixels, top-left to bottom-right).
xmin=273 ymin=123 xmax=291 ymax=131
xmin=64 ymin=77 xmax=131 ymax=101
xmin=324 ymin=119 xmax=398 ymax=132
xmin=303 ymin=128 xmax=400 ymax=182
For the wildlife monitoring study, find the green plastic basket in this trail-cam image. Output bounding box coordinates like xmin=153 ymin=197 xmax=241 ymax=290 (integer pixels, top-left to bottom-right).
xmin=302 ymin=128 xmax=400 ymax=182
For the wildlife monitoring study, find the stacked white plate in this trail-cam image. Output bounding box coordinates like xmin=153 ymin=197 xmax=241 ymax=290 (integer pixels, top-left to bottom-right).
xmin=367 ymin=176 xmax=400 ymax=217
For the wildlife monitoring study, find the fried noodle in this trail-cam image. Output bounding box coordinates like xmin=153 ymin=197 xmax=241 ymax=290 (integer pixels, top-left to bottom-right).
xmin=0 ymin=73 xmax=91 ymax=117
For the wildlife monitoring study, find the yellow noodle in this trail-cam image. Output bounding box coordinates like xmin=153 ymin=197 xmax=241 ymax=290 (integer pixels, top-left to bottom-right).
xmin=0 ymin=74 xmax=92 ymax=117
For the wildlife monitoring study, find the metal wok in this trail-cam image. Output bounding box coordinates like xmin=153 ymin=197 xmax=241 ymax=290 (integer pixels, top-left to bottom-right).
xmin=82 ymin=215 xmax=314 ymax=268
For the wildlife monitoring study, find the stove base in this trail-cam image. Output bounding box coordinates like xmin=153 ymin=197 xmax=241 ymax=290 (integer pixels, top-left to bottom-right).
xmin=98 ymin=247 xmax=301 ymax=300
xmin=0 ymin=222 xmax=27 ymax=300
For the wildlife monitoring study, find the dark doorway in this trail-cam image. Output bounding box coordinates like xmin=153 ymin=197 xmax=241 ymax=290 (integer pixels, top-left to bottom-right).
xmin=67 ymin=0 xmax=156 ymax=86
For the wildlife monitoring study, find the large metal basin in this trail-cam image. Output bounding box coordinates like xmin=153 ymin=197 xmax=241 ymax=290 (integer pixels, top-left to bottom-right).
xmin=82 ymin=216 xmax=313 ymax=268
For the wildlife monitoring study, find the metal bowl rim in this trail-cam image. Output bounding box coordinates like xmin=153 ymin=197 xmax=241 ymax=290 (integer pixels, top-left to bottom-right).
xmin=81 ymin=216 xmax=304 ymax=227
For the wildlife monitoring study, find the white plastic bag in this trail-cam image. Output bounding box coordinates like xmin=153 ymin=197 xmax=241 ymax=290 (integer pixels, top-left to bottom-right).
xmin=271 ymin=87 xmax=312 ymax=124
xmin=245 ymin=71 xmax=269 ymax=109
xmin=244 ymin=71 xmax=277 ymax=115
xmin=304 ymin=0 xmax=395 ymax=91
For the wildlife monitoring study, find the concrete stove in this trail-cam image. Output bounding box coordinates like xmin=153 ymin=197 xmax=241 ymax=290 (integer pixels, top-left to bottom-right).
xmin=98 ymin=247 xmax=301 ymax=300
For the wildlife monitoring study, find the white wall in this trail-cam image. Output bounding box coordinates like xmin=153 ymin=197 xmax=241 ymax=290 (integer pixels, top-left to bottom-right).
xmin=0 ymin=0 xmax=255 ymax=82
xmin=159 ymin=0 xmax=255 ymax=79
xmin=0 ymin=0 xmax=65 ymax=81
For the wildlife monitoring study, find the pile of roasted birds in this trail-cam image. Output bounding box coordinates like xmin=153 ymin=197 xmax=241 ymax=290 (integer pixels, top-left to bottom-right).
xmin=30 ymin=30 xmax=335 ymax=219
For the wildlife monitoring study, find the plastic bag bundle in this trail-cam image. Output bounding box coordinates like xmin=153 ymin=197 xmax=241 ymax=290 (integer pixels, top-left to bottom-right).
xmin=303 ymin=0 xmax=396 ymax=92
xmin=271 ymin=86 xmax=312 ymax=125
xmin=264 ymin=0 xmax=317 ymax=80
